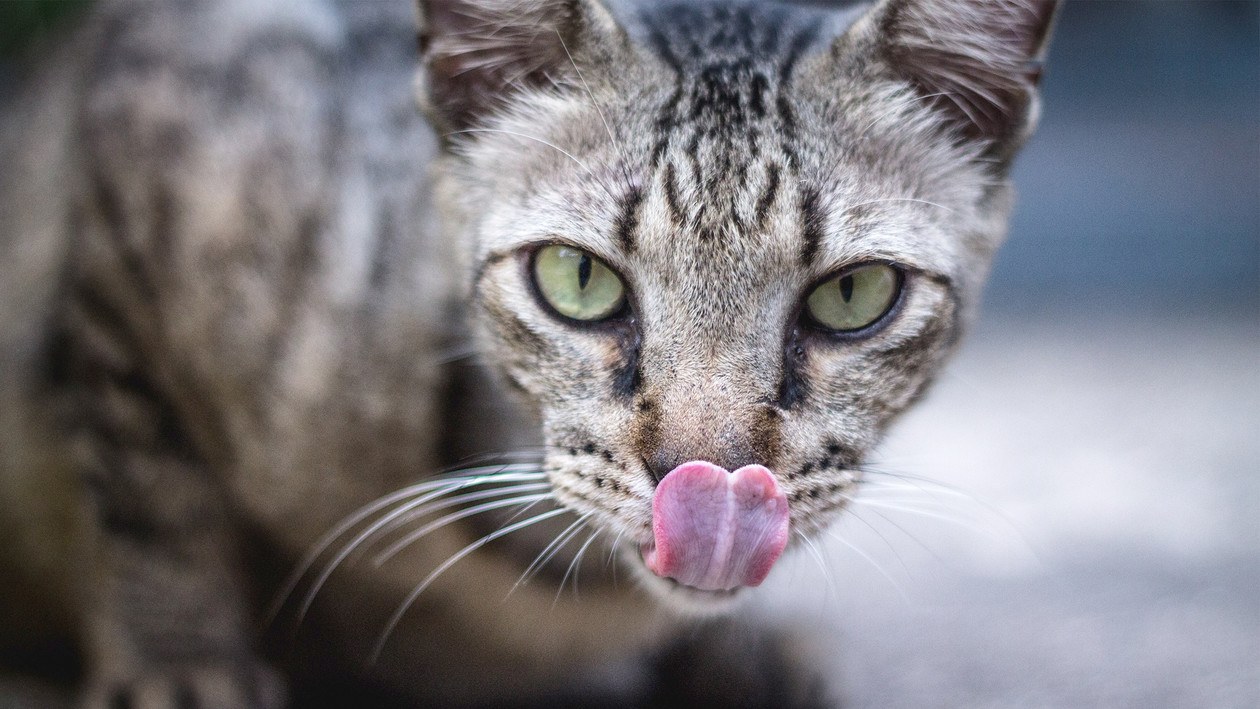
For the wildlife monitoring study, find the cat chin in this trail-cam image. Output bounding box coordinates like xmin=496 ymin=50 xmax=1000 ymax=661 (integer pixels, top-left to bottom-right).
xmin=620 ymin=548 xmax=748 ymax=617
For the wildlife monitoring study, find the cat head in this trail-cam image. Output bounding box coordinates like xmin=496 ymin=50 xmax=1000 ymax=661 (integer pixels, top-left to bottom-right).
xmin=415 ymin=0 xmax=1056 ymax=607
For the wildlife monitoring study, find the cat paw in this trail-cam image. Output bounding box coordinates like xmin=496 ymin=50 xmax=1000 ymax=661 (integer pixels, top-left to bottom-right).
xmin=80 ymin=661 xmax=286 ymax=709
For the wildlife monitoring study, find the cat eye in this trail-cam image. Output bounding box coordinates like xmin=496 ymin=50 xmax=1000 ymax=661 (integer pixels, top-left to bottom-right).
xmin=803 ymin=263 xmax=902 ymax=333
xmin=531 ymin=245 xmax=627 ymax=322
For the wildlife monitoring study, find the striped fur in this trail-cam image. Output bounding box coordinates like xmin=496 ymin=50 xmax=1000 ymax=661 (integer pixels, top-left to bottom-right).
xmin=0 ymin=0 xmax=1055 ymax=706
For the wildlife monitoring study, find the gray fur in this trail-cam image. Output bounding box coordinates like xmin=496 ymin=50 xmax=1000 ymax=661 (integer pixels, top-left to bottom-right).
xmin=0 ymin=0 xmax=1055 ymax=706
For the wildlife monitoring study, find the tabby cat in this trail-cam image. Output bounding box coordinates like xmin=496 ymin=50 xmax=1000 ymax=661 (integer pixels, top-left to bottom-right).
xmin=0 ymin=0 xmax=1056 ymax=706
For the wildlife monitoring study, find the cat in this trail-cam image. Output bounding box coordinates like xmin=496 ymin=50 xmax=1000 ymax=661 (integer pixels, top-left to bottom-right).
xmin=0 ymin=0 xmax=1057 ymax=707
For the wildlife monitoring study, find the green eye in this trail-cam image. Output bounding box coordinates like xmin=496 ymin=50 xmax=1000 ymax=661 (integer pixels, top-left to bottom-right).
xmin=532 ymin=245 xmax=626 ymax=322
xmin=804 ymin=263 xmax=901 ymax=333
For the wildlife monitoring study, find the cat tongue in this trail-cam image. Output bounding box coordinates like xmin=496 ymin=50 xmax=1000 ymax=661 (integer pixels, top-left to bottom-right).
xmin=643 ymin=461 xmax=790 ymax=591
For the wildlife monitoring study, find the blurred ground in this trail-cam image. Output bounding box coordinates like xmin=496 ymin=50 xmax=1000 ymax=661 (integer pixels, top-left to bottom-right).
xmin=757 ymin=310 xmax=1260 ymax=708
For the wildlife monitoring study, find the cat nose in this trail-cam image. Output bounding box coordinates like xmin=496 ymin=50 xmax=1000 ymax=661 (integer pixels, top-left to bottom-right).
xmin=633 ymin=391 xmax=784 ymax=483
xmin=645 ymin=448 xmax=689 ymax=482
xmin=644 ymin=443 xmax=760 ymax=483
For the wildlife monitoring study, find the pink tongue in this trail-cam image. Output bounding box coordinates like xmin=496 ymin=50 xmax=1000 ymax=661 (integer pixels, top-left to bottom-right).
xmin=642 ymin=461 xmax=790 ymax=591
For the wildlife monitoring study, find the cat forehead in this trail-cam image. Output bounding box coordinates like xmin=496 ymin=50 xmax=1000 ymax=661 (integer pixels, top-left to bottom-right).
xmin=471 ymin=90 xmax=969 ymax=277
xmin=463 ymin=0 xmax=983 ymax=274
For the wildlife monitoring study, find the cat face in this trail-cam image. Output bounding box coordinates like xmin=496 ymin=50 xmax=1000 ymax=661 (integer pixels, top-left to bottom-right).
xmin=420 ymin=0 xmax=1055 ymax=605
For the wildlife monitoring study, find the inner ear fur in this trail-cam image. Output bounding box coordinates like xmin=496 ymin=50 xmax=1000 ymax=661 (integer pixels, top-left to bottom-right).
xmin=862 ymin=0 xmax=1059 ymax=160
xmin=415 ymin=0 xmax=630 ymax=136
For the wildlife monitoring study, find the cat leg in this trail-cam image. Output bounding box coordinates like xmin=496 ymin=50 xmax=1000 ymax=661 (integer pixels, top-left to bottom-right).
xmin=67 ymin=382 xmax=284 ymax=709
xmin=79 ymin=515 xmax=285 ymax=709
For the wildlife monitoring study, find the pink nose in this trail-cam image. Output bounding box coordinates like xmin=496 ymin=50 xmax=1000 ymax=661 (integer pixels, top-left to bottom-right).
xmin=641 ymin=461 xmax=790 ymax=591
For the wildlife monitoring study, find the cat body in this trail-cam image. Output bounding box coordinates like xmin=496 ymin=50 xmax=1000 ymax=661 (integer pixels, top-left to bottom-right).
xmin=0 ymin=0 xmax=1056 ymax=706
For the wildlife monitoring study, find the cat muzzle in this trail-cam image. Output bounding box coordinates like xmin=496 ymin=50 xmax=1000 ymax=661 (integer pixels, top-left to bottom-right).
xmin=641 ymin=461 xmax=790 ymax=592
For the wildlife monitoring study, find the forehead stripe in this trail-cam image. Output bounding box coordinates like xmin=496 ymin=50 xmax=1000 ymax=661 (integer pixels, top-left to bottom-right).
xmin=754 ymin=162 xmax=781 ymax=229
xmin=662 ymin=162 xmax=686 ymax=227
xmin=615 ymin=184 xmax=645 ymax=253
xmin=799 ymin=185 xmax=824 ymax=265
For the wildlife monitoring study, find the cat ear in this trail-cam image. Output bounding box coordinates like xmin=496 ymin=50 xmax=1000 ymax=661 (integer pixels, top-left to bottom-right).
xmin=870 ymin=0 xmax=1059 ymax=158
xmin=414 ymin=0 xmax=629 ymax=135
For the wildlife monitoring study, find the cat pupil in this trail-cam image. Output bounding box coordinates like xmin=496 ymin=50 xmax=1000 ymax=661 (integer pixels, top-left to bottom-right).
xmin=839 ymin=275 xmax=854 ymax=303
xmin=577 ymin=254 xmax=592 ymax=291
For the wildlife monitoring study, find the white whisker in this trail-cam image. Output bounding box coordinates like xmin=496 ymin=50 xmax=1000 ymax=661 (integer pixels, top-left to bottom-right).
xmin=290 ymin=469 xmax=546 ymax=623
xmin=353 ymin=482 xmax=552 ymax=562
xmin=266 ymin=463 xmax=545 ymax=626
xmin=555 ymin=30 xmax=620 ymax=157
xmin=847 ymin=498 xmax=996 ymax=533
xmin=435 ymin=342 xmax=482 ymax=364
xmin=606 ymin=529 xmax=627 ymax=588
xmin=795 ymin=530 xmax=837 ymax=601
xmin=844 ymin=197 xmax=955 ymax=214
xmin=858 ymin=478 xmax=1021 ymax=533
xmin=446 ymin=450 xmax=547 ymax=469
xmin=496 ymin=493 xmax=551 ymax=529
xmin=841 ymin=501 xmax=943 ymax=569
xmin=555 ymin=528 xmax=601 ymax=607
xmin=605 ymin=529 xmax=626 ymax=569
xmin=507 ymin=511 xmax=592 ymax=600
xmin=369 ymin=506 xmax=569 ymax=664
xmin=858 ymin=478 xmax=983 ymax=504
xmin=839 ymin=496 xmax=913 ymax=562
xmin=446 ymin=127 xmax=620 ymax=201
xmin=447 ymin=129 xmax=589 ymax=169
xmin=825 ymin=528 xmax=910 ymax=604
xmin=858 ymin=467 xmax=979 ymax=497
xmin=373 ymin=493 xmax=555 ymax=567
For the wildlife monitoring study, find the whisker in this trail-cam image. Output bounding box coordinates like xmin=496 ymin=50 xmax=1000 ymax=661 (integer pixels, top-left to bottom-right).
xmin=496 ymin=492 xmax=551 ymax=529
xmin=857 ymin=485 xmax=1012 ymax=528
xmin=857 ymin=467 xmax=983 ymax=500
xmin=372 ymin=493 xmax=555 ymax=567
xmin=296 ymin=472 xmax=547 ymax=620
xmin=445 ymin=127 xmax=618 ymax=203
xmin=554 ymin=27 xmax=639 ymax=197
xmin=852 ymin=492 xmax=977 ymax=505
xmin=839 ymin=496 xmax=915 ymax=569
xmin=555 ymin=528 xmax=601 ymax=607
xmin=605 ymin=529 xmax=626 ymax=569
xmin=849 ymin=468 xmax=1038 ymax=567
xmin=858 ymin=468 xmax=1028 ymax=540
xmin=506 ymin=511 xmax=592 ymax=600
xmin=795 ymin=530 xmax=837 ymax=602
xmin=435 ymin=343 xmax=482 ymax=365
xmin=857 ymin=479 xmax=983 ymax=504
xmin=846 ymin=498 xmax=997 ymax=534
xmin=606 ymin=528 xmax=627 ymax=588
xmin=353 ymin=482 xmax=552 ymax=562
xmin=555 ymin=30 xmax=621 ymax=157
xmin=840 ymin=501 xmax=943 ymax=570
xmin=446 ymin=449 xmax=547 ymax=469
xmin=842 ymin=197 xmax=955 ymax=215
xmin=850 ymin=493 xmax=996 ymax=519
xmin=825 ymin=528 xmax=910 ymax=604
xmin=369 ymin=506 xmax=569 ymax=664
xmin=266 ymin=464 xmax=545 ymax=625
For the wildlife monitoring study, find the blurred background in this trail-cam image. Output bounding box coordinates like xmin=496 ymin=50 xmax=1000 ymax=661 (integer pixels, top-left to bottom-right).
xmin=2 ymin=1 xmax=1257 ymax=708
